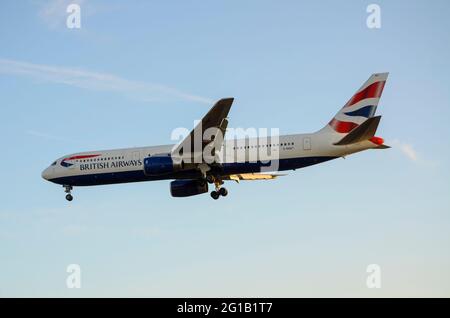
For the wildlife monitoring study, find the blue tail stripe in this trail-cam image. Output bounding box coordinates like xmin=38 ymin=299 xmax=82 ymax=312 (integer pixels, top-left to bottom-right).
xmin=344 ymin=105 xmax=376 ymax=118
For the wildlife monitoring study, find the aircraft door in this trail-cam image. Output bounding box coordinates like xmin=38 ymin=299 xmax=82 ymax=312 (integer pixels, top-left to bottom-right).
xmin=303 ymin=137 xmax=311 ymax=151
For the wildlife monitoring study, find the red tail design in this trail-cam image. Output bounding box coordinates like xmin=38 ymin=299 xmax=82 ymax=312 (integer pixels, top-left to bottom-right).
xmin=344 ymin=81 xmax=385 ymax=108
xmin=329 ymin=118 xmax=359 ymax=133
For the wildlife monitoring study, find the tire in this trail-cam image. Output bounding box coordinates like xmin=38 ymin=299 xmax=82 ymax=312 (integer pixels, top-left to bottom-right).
xmin=219 ymin=187 xmax=228 ymax=197
xmin=65 ymin=194 xmax=73 ymax=201
xmin=210 ymin=191 xmax=219 ymax=200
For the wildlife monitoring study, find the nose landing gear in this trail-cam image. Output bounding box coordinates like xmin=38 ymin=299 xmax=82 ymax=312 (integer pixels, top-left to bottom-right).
xmin=64 ymin=185 xmax=73 ymax=201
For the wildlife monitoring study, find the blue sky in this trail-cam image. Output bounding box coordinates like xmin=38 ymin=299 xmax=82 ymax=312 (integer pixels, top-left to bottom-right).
xmin=0 ymin=0 xmax=449 ymax=297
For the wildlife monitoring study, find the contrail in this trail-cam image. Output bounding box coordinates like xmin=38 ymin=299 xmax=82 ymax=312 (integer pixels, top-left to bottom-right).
xmin=0 ymin=57 xmax=212 ymax=104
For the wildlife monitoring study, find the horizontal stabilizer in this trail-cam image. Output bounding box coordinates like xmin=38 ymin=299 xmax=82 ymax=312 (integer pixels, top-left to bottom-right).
xmin=374 ymin=144 xmax=391 ymax=149
xmin=334 ymin=116 xmax=381 ymax=146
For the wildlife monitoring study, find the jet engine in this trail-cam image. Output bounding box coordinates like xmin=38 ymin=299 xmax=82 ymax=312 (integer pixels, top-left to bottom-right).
xmin=143 ymin=154 xmax=183 ymax=176
xmin=170 ymin=179 xmax=208 ymax=197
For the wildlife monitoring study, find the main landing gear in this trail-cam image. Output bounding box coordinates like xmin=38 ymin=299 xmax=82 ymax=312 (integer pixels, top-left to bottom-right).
xmin=211 ymin=187 xmax=228 ymax=200
xmin=64 ymin=185 xmax=73 ymax=201
xmin=208 ymin=177 xmax=228 ymax=200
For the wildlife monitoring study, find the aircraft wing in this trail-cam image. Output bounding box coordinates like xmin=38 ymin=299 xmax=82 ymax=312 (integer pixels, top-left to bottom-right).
xmin=172 ymin=98 xmax=234 ymax=163
xmin=224 ymin=173 xmax=285 ymax=183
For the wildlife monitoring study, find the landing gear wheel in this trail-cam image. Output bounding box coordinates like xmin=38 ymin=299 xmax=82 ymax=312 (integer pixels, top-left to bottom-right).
xmin=219 ymin=187 xmax=228 ymax=197
xmin=63 ymin=185 xmax=73 ymax=201
xmin=210 ymin=191 xmax=220 ymax=200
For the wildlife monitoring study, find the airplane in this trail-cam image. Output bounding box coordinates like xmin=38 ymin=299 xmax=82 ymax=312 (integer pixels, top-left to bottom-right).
xmin=42 ymin=73 xmax=390 ymax=201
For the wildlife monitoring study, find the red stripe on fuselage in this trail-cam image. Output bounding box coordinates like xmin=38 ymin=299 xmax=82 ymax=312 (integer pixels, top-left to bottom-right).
xmin=329 ymin=118 xmax=359 ymax=133
xmin=345 ymin=81 xmax=385 ymax=107
xmin=65 ymin=154 xmax=101 ymax=161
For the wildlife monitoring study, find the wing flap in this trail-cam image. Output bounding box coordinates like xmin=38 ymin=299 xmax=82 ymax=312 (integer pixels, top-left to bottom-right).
xmin=224 ymin=173 xmax=285 ymax=182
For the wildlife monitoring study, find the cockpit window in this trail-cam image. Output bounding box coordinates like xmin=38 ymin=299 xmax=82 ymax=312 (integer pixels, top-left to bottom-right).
xmin=51 ymin=161 xmax=57 ymax=166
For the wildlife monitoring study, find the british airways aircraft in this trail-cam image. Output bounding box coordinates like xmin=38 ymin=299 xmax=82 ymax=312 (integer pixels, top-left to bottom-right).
xmin=42 ymin=73 xmax=389 ymax=201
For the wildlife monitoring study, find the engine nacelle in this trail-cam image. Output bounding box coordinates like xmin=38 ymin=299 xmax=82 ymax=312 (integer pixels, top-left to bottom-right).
xmin=170 ymin=179 xmax=208 ymax=197
xmin=143 ymin=155 xmax=182 ymax=176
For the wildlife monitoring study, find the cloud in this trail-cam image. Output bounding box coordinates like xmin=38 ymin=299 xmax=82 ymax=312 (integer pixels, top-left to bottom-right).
xmin=395 ymin=141 xmax=418 ymax=162
xmin=0 ymin=57 xmax=212 ymax=104
xmin=26 ymin=129 xmax=76 ymax=142
xmin=389 ymin=139 xmax=437 ymax=167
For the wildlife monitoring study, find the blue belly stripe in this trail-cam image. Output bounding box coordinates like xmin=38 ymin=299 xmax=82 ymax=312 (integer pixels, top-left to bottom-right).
xmin=48 ymin=156 xmax=337 ymax=186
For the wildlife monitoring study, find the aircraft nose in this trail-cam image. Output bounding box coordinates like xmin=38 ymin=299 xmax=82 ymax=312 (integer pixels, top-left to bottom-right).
xmin=41 ymin=168 xmax=51 ymax=180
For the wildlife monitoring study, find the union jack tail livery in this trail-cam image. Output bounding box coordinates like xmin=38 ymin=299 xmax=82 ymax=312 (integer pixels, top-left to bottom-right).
xmin=326 ymin=72 xmax=388 ymax=134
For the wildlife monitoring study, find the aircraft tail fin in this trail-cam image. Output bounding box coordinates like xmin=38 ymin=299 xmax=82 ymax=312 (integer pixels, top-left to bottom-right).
xmin=324 ymin=73 xmax=388 ymax=135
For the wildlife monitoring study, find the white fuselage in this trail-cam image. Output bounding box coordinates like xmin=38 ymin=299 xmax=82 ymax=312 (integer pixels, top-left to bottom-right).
xmin=41 ymin=129 xmax=376 ymax=186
